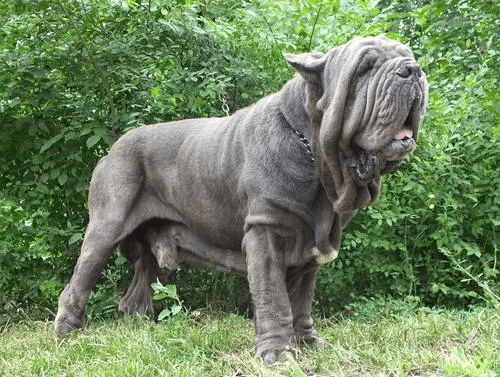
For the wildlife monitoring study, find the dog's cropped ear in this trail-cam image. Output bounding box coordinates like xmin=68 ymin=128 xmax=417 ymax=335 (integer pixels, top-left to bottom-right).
xmin=286 ymin=52 xmax=327 ymax=84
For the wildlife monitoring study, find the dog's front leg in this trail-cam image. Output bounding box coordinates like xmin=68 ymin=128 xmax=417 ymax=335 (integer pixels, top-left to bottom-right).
xmin=243 ymin=225 xmax=294 ymax=364
xmin=286 ymin=263 xmax=324 ymax=347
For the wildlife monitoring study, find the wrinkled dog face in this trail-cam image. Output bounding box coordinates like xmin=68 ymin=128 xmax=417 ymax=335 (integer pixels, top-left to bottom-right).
xmin=347 ymin=40 xmax=428 ymax=184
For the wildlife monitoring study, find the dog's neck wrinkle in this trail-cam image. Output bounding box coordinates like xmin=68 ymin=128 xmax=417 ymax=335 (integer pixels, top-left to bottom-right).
xmin=278 ymin=77 xmax=312 ymax=141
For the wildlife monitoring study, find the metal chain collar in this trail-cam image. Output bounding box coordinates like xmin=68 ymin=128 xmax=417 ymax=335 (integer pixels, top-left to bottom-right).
xmin=292 ymin=128 xmax=315 ymax=162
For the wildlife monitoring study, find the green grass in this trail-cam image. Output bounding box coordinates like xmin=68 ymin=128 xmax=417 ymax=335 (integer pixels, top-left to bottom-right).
xmin=1 ymin=306 xmax=499 ymax=376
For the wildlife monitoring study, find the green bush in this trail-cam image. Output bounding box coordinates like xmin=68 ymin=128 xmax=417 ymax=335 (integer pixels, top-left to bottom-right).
xmin=0 ymin=198 xmax=72 ymax=318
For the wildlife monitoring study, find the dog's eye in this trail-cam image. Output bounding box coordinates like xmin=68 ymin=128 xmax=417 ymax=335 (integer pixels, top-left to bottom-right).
xmin=357 ymin=59 xmax=375 ymax=76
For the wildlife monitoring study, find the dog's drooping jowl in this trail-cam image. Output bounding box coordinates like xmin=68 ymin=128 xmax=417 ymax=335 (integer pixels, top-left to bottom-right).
xmin=55 ymin=36 xmax=428 ymax=363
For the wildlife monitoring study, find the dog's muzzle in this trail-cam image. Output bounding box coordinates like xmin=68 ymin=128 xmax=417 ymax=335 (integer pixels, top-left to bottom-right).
xmin=351 ymin=108 xmax=419 ymax=185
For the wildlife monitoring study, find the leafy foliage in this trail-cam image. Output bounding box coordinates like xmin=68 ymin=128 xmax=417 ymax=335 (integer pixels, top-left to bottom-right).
xmin=152 ymin=281 xmax=184 ymax=321
xmin=0 ymin=0 xmax=498 ymax=321
xmin=0 ymin=198 xmax=72 ymax=316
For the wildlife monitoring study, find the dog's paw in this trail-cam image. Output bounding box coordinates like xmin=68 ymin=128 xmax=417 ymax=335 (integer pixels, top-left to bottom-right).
xmin=258 ymin=345 xmax=296 ymax=364
xmin=296 ymin=333 xmax=327 ymax=348
xmin=54 ymin=311 xmax=85 ymax=337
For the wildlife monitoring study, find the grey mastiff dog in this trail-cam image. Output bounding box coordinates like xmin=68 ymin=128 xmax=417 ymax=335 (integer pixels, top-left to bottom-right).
xmin=55 ymin=36 xmax=428 ymax=363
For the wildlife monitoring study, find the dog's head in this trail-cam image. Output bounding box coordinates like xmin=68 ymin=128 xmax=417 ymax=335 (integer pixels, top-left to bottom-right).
xmin=287 ymin=36 xmax=428 ymax=214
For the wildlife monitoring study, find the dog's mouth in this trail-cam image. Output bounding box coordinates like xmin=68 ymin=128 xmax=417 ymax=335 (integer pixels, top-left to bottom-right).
xmin=350 ymin=110 xmax=418 ymax=185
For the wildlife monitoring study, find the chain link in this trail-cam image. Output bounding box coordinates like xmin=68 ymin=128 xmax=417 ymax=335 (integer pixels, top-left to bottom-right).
xmin=219 ymin=94 xmax=230 ymax=116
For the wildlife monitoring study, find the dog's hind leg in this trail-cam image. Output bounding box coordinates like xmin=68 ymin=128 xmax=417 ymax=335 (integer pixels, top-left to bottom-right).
xmin=55 ymin=226 xmax=122 ymax=336
xmin=118 ymin=249 xmax=166 ymax=316
xmin=118 ymin=222 xmax=174 ymax=316
xmin=55 ymin=157 xmax=144 ymax=337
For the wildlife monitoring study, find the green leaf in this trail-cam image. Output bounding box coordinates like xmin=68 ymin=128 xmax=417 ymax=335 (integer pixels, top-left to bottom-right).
xmin=68 ymin=232 xmax=83 ymax=245
xmin=151 ymin=281 xmax=164 ymax=292
xmin=125 ymin=0 xmax=139 ymax=8
xmin=153 ymin=292 xmax=169 ymax=301
xmin=150 ymin=86 xmax=161 ymax=98
xmin=86 ymin=135 xmax=101 ymax=149
xmin=50 ymin=167 xmax=61 ymax=179
xmin=246 ymin=8 xmax=259 ymax=20
xmin=171 ymin=305 xmax=182 ymax=316
xmin=58 ymin=174 xmax=68 ymax=185
xmin=153 ymin=282 xmax=177 ymax=297
xmin=94 ymin=128 xmax=108 ymax=137
xmin=40 ymin=134 xmax=64 ymax=153
xmin=80 ymin=128 xmax=92 ymax=136
xmin=158 ymin=308 xmax=171 ymax=321
xmin=163 ymin=284 xmax=177 ymax=298
xmin=330 ymin=0 xmax=340 ymax=13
